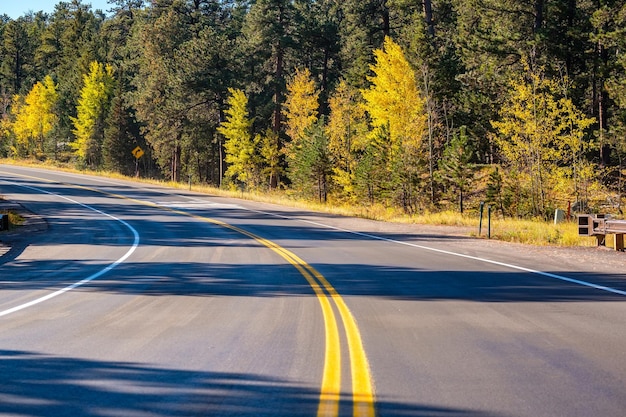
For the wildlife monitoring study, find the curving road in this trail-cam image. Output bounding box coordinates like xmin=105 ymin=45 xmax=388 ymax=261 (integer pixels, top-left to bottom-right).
xmin=1 ymin=165 xmax=625 ymax=417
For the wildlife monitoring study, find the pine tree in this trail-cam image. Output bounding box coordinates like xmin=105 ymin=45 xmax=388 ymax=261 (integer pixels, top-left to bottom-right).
xmin=241 ymin=0 xmax=298 ymax=133
xmin=438 ymin=125 xmax=474 ymax=213
xmin=1 ymin=18 xmax=34 ymax=95
xmin=288 ymin=117 xmax=332 ymax=202
xmin=103 ymin=73 xmax=141 ymax=176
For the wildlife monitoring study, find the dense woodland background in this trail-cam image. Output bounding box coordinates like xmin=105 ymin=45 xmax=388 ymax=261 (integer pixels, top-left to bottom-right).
xmin=2 ymin=0 xmax=626 ymax=218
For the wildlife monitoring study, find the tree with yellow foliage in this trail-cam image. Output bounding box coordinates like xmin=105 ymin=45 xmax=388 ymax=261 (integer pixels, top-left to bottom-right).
xmin=10 ymin=75 xmax=58 ymax=157
xmin=283 ymin=67 xmax=320 ymax=155
xmin=361 ymin=36 xmax=428 ymax=210
xmin=259 ymin=128 xmax=283 ymax=190
xmin=492 ymin=62 xmax=595 ymax=217
xmin=282 ymin=68 xmax=322 ymax=193
xmin=362 ymin=37 xmax=427 ymax=150
xmin=71 ymin=61 xmax=115 ymax=167
xmin=218 ymin=88 xmax=260 ymax=189
xmin=326 ymin=80 xmax=368 ymax=202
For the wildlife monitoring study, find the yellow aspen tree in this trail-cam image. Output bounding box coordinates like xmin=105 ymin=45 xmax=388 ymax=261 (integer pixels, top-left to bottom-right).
xmin=326 ymin=80 xmax=368 ymax=201
xmin=492 ymin=63 xmax=595 ymax=217
xmin=282 ymin=67 xmax=323 ymax=194
xmin=283 ymin=67 xmax=320 ymax=157
xmin=0 ymin=110 xmax=11 ymax=155
xmin=217 ymin=88 xmax=259 ymax=188
xmin=361 ymin=36 xmax=428 ymax=210
xmin=361 ymin=36 xmax=427 ymax=153
xmin=10 ymin=76 xmax=58 ymax=157
xmin=259 ymin=128 xmax=283 ymax=190
xmin=71 ymin=61 xmax=115 ymax=167
xmin=9 ymin=95 xmax=29 ymax=156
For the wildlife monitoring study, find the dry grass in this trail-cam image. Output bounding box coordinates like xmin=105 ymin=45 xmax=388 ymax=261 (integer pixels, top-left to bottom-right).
xmin=376 ymin=209 xmax=597 ymax=248
xmin=485 ymin=217 xmax=597 ymax=247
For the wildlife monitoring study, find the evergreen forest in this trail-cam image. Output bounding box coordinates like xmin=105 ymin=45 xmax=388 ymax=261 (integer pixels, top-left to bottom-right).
xmin=3 ymin=0 xmax=626 ymax=218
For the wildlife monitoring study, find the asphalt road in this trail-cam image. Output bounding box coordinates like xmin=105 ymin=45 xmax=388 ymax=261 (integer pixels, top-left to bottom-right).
xmin=1 ymin=165 xmax=625 ymax=417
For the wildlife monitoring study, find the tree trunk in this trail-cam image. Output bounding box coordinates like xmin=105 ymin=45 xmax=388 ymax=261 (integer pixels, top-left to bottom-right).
xmin=273 ymin=4 xmax=286 ymax=134
xmin=273 ymin=45 xmax=283 ymax=133
xmin=172 ymin=144 xmax=181 ymax=182
xmin=381 ymin=2 xmax=390 ymax=37
xmin=534 ymin=0 xmax=544 ymax=33
xmin=423 ymin=0 xmax=435 ymax=36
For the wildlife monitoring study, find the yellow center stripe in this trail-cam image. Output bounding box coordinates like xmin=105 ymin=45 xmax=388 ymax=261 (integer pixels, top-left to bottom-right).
xmin=1 ymin=170 xmax=376 ymax=417
xmin=277 ymin=248 xmax=376 ymax=417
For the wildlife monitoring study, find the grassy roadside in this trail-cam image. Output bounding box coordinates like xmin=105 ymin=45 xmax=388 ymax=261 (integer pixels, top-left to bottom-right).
xmin=0 ymin=158 xmax=603 ymax=247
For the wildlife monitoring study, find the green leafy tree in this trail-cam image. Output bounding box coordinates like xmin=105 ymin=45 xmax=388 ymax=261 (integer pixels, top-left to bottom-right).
xmin=132 ymin=0 xmax=236 ymax=183
xmin=338 ymin=0 xmax=390 ymax=87
xmin=294 ymin=0 xmax=341 ymax=102
xmin=132 ymin=2 xmax=189 ymax=182
xmin=593 ymin=3 xmax=626 ymax=212
xmin=453 ymin=0 xmax=542 ymax=164
xmin=355 ymin=122 xmax=393 ymax=205
xmin=71 ymin=61 xmax=115 ymax=167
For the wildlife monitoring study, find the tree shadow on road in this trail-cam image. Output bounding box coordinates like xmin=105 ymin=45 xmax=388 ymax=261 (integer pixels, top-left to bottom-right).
xmin=0 ymin=349 xmax=503 ymax=417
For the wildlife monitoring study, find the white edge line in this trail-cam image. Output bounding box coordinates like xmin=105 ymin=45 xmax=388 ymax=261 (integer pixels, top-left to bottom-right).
xmin=245 ymin=208 xmax=626 ymax=297
xmin=0 ymin=181 xmax=140 ymax=317
xmin=5 ymin=166 xmax=623 ymax=297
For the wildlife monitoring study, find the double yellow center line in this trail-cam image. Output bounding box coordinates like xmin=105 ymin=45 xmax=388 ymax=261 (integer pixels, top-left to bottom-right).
xmin=160 ymin=204 xmax=376 ymax=417
xmin=212 ymin=222 xmax=376 ymax=417
xmin=4 ymin=170 xmax=375 ymax=417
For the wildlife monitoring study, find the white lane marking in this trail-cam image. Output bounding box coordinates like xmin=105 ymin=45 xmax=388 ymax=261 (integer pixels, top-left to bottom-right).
xmin=244 ymin=209 xmax=626 ymax=297
xmin=0 ymin=181 xmax=140 ymax=317
xmin=155 ymin=201 xmax=241 ymax=209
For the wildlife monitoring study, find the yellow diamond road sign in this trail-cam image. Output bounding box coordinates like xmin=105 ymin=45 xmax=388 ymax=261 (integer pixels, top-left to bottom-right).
xmin=132 ymin=146 xmax=144 ymax=159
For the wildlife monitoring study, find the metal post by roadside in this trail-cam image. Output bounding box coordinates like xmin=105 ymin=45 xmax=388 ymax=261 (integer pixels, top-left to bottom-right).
xmin=479 ymin=201 xmax=485 ymax=236
xmin=487 ymin=205 xmax=492 ymax=239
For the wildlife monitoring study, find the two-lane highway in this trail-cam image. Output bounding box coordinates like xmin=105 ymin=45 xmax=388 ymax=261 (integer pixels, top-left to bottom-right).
xmin=1 ymin=165 xmax=625 ymax=417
